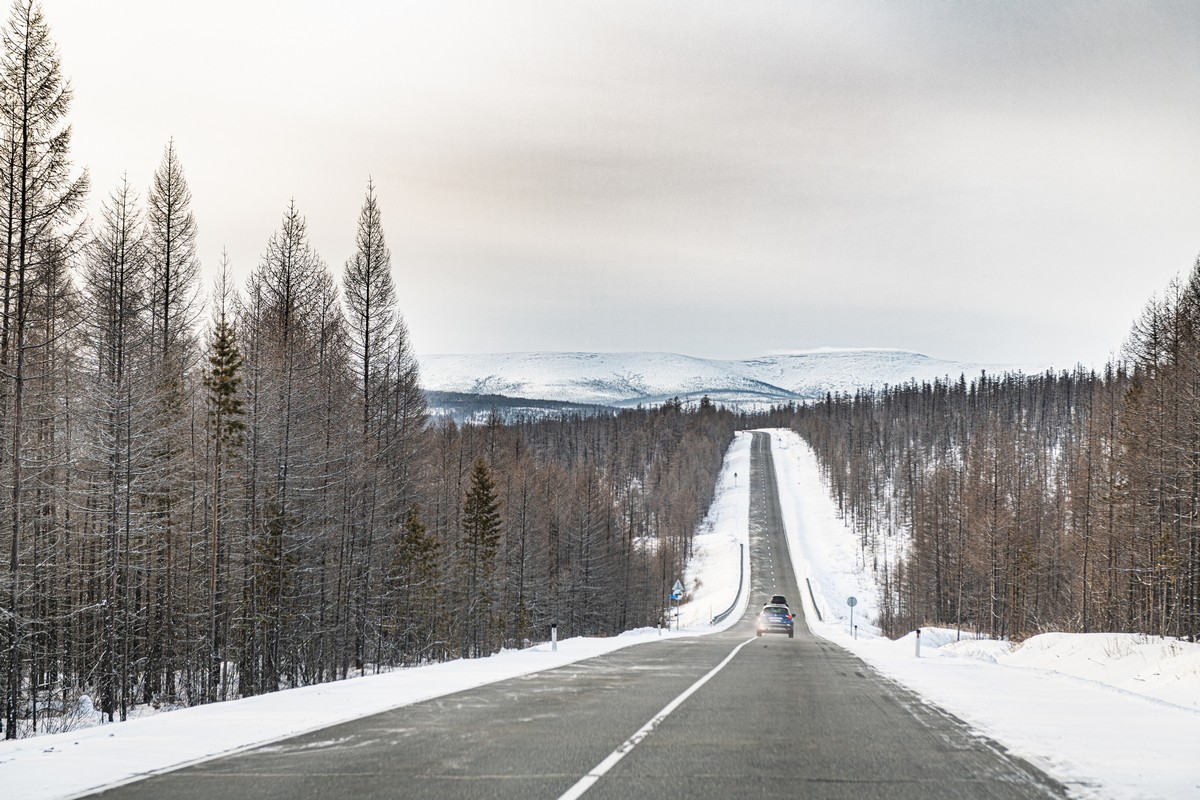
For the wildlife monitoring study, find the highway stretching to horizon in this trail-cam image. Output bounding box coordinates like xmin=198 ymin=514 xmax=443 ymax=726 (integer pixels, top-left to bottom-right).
xmin=87 ymin=432 xmax=1067 ymax=800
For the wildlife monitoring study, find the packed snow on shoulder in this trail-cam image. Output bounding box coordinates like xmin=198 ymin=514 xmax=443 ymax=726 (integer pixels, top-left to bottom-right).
xmin=765 ymin=427 xmax=1200 ymax=800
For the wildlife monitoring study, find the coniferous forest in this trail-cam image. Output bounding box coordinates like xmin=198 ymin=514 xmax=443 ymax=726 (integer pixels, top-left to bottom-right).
xmin=0 ymin=2 xmax=738 ymax=737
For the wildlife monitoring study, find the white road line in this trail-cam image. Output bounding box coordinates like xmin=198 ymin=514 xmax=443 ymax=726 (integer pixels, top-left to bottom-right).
xmin=555 ymin=636 xmax=758 ymax=800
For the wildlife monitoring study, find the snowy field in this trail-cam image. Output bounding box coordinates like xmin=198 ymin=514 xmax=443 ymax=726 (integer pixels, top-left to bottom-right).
xmin=2 ymin=429 xmax=1198 ymax=799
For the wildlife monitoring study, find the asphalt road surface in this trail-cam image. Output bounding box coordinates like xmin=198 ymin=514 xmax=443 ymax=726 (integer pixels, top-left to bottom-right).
xmin=87 ymin=431 xmax=1067 ymax=800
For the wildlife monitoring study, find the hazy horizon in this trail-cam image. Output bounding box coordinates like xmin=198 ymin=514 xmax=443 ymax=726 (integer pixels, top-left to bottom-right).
xmin=417 ymin=344 xmax=1051 ymax=370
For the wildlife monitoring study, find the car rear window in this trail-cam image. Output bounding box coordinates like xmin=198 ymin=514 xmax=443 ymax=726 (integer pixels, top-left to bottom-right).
xmin=763 ymin=606 xmax=789 ymax=615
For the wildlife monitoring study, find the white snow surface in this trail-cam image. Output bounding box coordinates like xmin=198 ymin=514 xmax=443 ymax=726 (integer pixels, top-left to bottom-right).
xmin=3 ymin=429 xmax=1198 ymax=799
xmin=419 ymin=348 xmax=1046 ymax=409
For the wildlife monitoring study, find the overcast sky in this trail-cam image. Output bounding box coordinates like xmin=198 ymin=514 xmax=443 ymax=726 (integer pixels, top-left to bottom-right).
xmin=45 ymin=0 xmax=1200 ymax=367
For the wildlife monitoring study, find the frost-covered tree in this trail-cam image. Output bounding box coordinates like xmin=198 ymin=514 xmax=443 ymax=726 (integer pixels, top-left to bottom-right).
xmin=0 ymin=0 xmax=87 ymax=739
xmin=138 ymin=139 xmax=203 ymax=705
xmin=146 ymin=139 xmax=199 ymax=370
xmin=340 ymin=181 xmax=428 ymax=673
xmin=241 ymin=201 xmax=341 ymax=694
xmin=19 ymin=234 xmax=80 ymax=735
xmin=343 ymin=179 xmax=394 ymax=441
xmin=78 ymin=177 xmax=150 ymax=722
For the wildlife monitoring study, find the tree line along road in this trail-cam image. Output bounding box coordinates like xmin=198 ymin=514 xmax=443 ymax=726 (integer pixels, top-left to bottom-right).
xmin=85 ymin=431 xmax=1066 ymax=800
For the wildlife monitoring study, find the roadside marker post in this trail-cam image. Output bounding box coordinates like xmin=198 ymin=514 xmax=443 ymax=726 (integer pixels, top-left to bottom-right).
xmin=552 ymin=623 xmax=558 ymax=652
xmin=915 ymin=628 xmax=921 ymax=658
xmin=670 ymin=579 xmax=684 ymax=631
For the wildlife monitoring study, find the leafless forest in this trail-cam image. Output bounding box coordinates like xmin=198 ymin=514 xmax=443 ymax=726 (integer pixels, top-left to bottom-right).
xmin=0 ymin=2 xmax=738 ymax=737
xmin=794 ymin=262 xmax=1200 ymax=644
xmin=3 ymin=0 xmax=1198 ymax=745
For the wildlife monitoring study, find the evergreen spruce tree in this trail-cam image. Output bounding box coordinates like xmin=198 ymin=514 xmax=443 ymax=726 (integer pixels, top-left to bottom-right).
xmin=389 ymin=504 xmax=441 ymax=664
xmin=460 ymin=458 xmax=501 ymax=658
xmin=202 ymin=255 xmax=244 ymax=700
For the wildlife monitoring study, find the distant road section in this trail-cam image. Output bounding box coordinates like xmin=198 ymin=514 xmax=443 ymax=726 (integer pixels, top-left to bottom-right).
xmin=87 ymin=432 xmax=1065 ymax=800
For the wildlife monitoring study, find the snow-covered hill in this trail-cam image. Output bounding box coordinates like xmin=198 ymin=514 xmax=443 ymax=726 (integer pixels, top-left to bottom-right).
xmin=419 ymin=348 xmax=1045 ymax=410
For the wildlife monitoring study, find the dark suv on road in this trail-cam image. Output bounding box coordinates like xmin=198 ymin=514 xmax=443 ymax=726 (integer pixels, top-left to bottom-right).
xmin=756 ymin=604 xmax=794 ymax=638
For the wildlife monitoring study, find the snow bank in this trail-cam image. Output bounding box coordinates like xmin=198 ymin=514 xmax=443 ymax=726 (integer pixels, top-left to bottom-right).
xmin=678 ymin=431 xmax=752 ymax=629
xmin=1000 ymin=632 xmax=1200 ymax=710
xmin=0 ymin=628 xmax=700 ymax=800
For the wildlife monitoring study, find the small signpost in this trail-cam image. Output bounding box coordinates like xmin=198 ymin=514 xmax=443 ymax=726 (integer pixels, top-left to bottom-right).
xmin=847 ymin=596 xmax=857 ymax=639
xmin=670 ymin=579 xmax=684 ymax=631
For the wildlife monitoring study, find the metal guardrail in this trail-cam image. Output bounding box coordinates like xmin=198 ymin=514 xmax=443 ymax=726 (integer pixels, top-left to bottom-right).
xmin=711 ymin=543 xmax=744 ymax=624
xmin=806 ymin=577 xmax=823 ymax=622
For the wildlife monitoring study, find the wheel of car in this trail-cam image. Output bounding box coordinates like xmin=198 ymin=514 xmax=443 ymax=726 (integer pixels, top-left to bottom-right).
xmin=788 ymin=630 xmax=793 ymax=638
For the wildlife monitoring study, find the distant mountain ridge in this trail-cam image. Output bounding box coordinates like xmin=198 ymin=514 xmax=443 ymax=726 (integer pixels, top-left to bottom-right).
xmin=419 ymin=349 xmax=1045 ymax=412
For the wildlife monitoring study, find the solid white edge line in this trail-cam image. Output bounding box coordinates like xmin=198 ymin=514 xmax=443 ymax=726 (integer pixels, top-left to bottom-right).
xmin=555 ymin=636 xmax=758 ymax=800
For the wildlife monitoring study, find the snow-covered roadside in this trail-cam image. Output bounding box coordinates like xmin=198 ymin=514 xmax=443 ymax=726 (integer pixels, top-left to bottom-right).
xmin=767 ymin=427 xmax=1200 ymax=800
xmin=3 ymin=634 xmax=681 ymax=800
xmin=0 ymin=433 xmax=752 ymax=800
xmin=9 ymin=426 xmax=1196 ymax=800
xmin=679 ymin=431 xmax=751 ymax=630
